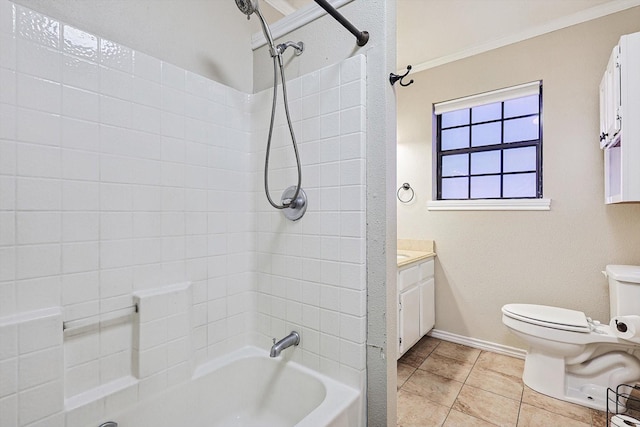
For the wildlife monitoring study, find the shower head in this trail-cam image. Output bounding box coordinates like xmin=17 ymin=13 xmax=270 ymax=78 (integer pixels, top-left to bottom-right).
xmin=235 ymin=0 xmax=257 ymax=16
xmin=236 ymin=0 xmax=278 ymax=57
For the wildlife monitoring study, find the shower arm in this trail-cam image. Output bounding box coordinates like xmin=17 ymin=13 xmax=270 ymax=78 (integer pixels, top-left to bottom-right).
xmin=313 ymin=0 xmax=369 ymax=47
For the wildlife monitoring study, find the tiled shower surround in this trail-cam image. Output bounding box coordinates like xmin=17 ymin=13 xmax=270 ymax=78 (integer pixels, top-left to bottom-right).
xmin=0 ymin=1 xmax=367 ymax=426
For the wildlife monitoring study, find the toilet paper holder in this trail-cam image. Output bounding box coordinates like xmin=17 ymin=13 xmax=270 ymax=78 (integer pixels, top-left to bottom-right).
xmin=616 ymin=319 xmax=629 ymax=333
xmin=607 ymin=383 xmax=640 ymax=425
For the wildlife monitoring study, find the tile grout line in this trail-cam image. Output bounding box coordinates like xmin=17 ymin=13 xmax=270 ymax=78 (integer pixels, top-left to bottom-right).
xmin=515 ymin=383 xmax=524 ymax=427
xmin=441 ymin=347 xmax=479 ymax=426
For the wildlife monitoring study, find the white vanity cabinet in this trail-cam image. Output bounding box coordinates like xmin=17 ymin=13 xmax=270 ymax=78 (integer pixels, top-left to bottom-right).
xmin=397 ymin=257 xmax=435 ymax=359
xmin=599 ymin=31 xmax=640 ymax=203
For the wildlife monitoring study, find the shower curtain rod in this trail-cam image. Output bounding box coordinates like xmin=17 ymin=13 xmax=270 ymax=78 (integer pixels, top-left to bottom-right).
xmin=313 ymin=0 xmax=369 ymax=46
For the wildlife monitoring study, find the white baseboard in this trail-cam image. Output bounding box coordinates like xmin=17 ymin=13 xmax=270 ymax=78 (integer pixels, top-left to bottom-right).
xmin=428 ymin=329 xmax=527 ymax=360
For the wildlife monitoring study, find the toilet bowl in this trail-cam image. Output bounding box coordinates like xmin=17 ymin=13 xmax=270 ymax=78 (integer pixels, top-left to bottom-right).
xmin=501 ymin=265 xmax=640 ymax=411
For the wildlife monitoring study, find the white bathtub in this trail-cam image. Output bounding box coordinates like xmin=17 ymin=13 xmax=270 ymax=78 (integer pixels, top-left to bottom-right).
xmin=107 ymin=346 xmax=361 ymax=427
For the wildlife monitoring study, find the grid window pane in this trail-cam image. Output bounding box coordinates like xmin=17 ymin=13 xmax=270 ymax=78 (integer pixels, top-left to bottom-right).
xmin=504 ymin=94 xmax=538 ymax=118
xmin=471 ymin=175 xmax=501 ymax=199
xmin=442 ymin=153 xmax=469 ymax=177
xmin=472 ymin=102 xmax=501 ymax=123
xmin=471 ymin=122 xmax=501 ymax=147
xmin=441 ymin=127 xmax=469 ymax=150
xmin=436 ymin=83 xmax=541 ymax=201
xmin=441 ymin=177 xmax=469 ymax=199
xmin=504 ymin=146 xmax=537 ymax=173
xmin=504 ymin=116 xmax=539 ymax=143
xmin=471 ymin=150 xmax=501 ymax=175
xmin=503 ymin=172 xmax=537 ymax=197
xmin=441 ymin=109 xmax=469 ymax=128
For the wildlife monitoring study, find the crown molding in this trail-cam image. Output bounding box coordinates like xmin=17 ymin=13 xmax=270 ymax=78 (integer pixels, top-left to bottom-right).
xmin=263 ymin=0 xmax=297 ymax=16
xmin=407 ymin=0 xmax=640 ymax=74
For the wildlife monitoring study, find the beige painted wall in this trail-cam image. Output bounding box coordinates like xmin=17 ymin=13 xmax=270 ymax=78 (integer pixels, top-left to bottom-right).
xmin=397 ymin=7 xmax=640 ymax=350
xmin=12 ymin=0 xmax=255 ymax=92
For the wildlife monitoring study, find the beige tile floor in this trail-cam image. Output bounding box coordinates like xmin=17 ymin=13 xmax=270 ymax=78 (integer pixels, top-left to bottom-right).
xmin=397 ymin=336 xmax=611 ymax=427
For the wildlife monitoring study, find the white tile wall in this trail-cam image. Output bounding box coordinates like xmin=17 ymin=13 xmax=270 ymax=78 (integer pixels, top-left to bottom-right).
xmin=254 ymin=55 xmax=367 ymax=391
xmin=0 ymin=1 xmax=368 ymax=425
xmin=0 ymin=308 xmax=63 ymax=427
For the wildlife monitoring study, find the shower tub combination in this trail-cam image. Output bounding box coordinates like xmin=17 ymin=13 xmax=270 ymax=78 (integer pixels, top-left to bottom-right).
xmin=107 ymin=3 xmax=366 ymax=425
xmin=104 ymin=346 xmax=361 ymax=427
xmin=108 ymin=3 xmax=365 ymax=425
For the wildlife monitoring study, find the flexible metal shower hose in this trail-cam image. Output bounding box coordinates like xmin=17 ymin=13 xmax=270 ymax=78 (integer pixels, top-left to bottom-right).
xmin=263 ymin=53 xmax=302 ymax=210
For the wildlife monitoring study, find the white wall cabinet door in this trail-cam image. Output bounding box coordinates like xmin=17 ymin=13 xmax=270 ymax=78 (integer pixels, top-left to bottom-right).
xmin=599 ymin=46 xmax=621 ymax=149
xmin=601 ymin=31 xmax=640 ymax=203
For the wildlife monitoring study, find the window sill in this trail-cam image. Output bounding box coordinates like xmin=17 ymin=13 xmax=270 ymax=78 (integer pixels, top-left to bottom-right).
xmin=426 ymin=198 xmax=551 ymax=211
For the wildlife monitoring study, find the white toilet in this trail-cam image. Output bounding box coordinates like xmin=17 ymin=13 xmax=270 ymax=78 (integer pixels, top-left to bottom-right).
xmin=502 ymin=265 xmax=640 ymax=411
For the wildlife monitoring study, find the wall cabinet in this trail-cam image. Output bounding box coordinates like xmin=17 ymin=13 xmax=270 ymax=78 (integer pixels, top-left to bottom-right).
xmin=599 ymin=31 xmax=640 ymax=203
xmin=397 ymin=258 xmax=435 ymax=359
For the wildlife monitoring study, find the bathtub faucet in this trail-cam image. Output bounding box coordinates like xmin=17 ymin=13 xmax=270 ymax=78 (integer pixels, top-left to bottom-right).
xmin=270 ymin=331 xmax=300 ymax=357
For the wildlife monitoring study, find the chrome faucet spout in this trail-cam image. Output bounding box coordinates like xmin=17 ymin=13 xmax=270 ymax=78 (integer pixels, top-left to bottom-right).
xmin=270 ymin=331 xmax=300 ymax=357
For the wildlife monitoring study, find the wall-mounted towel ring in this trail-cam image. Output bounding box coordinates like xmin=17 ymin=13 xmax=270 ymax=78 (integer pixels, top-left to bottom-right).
xmin=397 ymin=183 xmax=414 ymax=203
xmin=390 ymin=65 xmax=414 ymax=87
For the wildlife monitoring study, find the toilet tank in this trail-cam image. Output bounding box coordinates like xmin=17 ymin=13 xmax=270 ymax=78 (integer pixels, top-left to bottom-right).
xmin=608 ymin=265 xmax=640 ymax=317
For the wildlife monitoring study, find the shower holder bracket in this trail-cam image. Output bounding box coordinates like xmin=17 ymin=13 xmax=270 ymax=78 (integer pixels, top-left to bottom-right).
xmin=281 ymin=186 xmax=307 ymax=221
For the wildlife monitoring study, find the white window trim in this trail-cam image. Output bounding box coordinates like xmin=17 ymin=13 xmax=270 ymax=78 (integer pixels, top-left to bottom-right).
xmin=427 ymin=198 xmax=551 ymax=211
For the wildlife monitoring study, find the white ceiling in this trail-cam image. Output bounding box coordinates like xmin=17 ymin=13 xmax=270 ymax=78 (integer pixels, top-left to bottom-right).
xmin=260 ymin=0 xmax=639 ymax=70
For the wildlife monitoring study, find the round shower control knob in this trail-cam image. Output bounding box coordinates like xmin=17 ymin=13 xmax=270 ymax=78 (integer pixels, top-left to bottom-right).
xmin=281 ymin=186 xmax=307 ymax=221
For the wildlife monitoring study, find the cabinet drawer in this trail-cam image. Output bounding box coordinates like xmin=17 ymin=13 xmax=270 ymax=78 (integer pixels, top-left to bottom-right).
xmin=398 ymin=265 xmax=420 ymax=291
xmin=419 ymin=259 xmax=434 ymax=280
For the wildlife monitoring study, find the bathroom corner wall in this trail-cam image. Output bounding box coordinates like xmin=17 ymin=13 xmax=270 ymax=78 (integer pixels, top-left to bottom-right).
xmin=253 ymin=55 xmax=368 ymax=392
xmin=396 ymin=7 xmax=640 ymax=349
xmin=0 ymin=1 xmax=256 ymax=425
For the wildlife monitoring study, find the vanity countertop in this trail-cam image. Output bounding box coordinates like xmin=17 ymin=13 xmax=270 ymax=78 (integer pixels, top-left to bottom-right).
xmin=397 ymin=249 xmax=435 ymax=267
xmin=397 ymin=239 xmax=436 ymax=267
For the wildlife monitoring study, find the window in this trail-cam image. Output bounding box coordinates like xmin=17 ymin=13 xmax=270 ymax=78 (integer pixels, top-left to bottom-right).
xmin=434 ymin=82 xmax=543 ymax=203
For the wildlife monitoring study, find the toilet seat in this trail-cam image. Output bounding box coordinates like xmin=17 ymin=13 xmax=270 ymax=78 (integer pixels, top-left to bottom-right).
xmin=502 ymin=304 xmax=590 ymax=333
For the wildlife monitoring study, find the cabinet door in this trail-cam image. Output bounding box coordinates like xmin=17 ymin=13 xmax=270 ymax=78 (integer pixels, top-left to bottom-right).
xmin=398 ymin=286 xmax=421 ymax=357
xmin=600 ymin=46 xmax=621 ymax=148
xmin=599 ymin=73 xmax=609 ymax=148
xmin=420 ymin=278 xmax=435 ymax=336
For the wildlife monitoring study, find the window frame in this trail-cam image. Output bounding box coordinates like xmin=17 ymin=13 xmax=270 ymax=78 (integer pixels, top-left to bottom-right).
xmin=429 ymin=81 xmax=550 ymax=210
